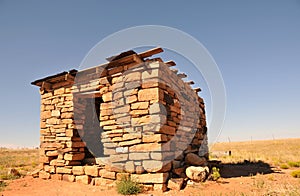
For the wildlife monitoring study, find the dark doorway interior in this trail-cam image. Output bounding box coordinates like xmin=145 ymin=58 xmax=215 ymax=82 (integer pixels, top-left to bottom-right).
xmin=82 ymin=97 xmax=105 ymax=160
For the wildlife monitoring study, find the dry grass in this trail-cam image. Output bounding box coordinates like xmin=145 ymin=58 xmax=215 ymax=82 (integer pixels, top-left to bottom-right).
xmin=210 ymin=138 xmax=300 ymax=167
xmin=0 ymin=148 xmax=39 ymax=180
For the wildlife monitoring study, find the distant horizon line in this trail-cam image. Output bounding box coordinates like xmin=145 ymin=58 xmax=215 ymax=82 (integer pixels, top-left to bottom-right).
xmin=1 ymin=137 xmax=300 ymax=149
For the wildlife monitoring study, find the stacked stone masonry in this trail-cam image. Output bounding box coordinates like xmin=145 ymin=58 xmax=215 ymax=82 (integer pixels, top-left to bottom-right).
xmin=32 ymin=48 xmax=208 ymax=191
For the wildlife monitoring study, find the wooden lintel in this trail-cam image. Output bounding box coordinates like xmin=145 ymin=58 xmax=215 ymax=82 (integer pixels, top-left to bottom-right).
xmin=177 ymin=73 xmax=187 ymax=78
xmin=185 ymin=80 xmax=195 ymax=85
xmin=165 ymin=60 xmax=176 ymax=67
xmin=73 ymin=91 xmax=102 ymax=98
xmin=194 ymin=88 xmax=202 ymax=93
xmin=138 ymin=47 xmax=163 ymax=59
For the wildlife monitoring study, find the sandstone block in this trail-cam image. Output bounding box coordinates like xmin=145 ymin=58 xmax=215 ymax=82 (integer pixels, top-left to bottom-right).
xmin=131 ymin=102 xmax=149 ymax=110
xmin=126 ymin=95 xmax=137 ymax=104
xmin=54 ymin=88 xmax=65 ymax=95
xmin=168 ymin=178 xmax=184 ymax=191
xmin=72 ymin=166 xmax=85 ymax=175
xmin=102 ymin=92 xmax=112 ymax=102
xmin=64 ymin=153 xmax=85 ymax=161
xmin=39 ymin=171 xmax=50 ymax=179
xmin=142 ymin=134 xmax=168 ymax=143
xmin=135 ymin=165 xmax=145 ymax=174
xmin=185 ymin=153 xmax=206 ymax=166
xmin=131 ymin=115 xmax=151 ymax=125
xmin=129 ymin=152 xmax=150 ymax=160
xmin=46 ymin=151 xmax=58 ymax=157
xmin=50 ymin=174 xmax=62 ymax=180
xmin=116 ymin=173 xmax=130 ymax=180
xmin=124 ymin=72 xmax=141 ymax=82
xmin=143 ymin=160 xmax=172 ymax=173
xmin=66 ymin=141 xmax=85 ymax=148
xmin=41 ymin=111 xmax=51 ymax=120
xmin=109 ymin=154 xmax=128 ymax=162
xmin=76 ymin=175 xmax=91 ymax=185
xmin=61 ymin=112 xmax=73 ymax=119
xmin=118 ymin=139 xmax=141 ymax=147
xmin=138 ymin=88 xmax=160 ymax=101
xmin=99 ymin=169 xmax=116 ymax=179
xmin=129 ymin=143 xmax=161 ymax=152
xmin=62 ymin=174 xmax=75 ymax=182
xmin=51 ymin=110 xmax=60 ymax=117
xmin=125 ymin=161 xmax=135 ymax=173
xmin=56 ymin=167 xmax=72 ymax=174
xmin=131 ymin=173 xmax=169 ymax=184
xmin=84 ymin=166 xmax=100 ymax=177
xmin=94 ymin=177 xmax=115 ymax=187
xmin=160 ymin=125 xmax=176 ymax=135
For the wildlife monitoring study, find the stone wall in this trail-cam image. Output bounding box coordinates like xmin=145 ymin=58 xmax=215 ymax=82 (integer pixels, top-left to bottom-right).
xmin=32 ymin=49 xmax=208 ymax=191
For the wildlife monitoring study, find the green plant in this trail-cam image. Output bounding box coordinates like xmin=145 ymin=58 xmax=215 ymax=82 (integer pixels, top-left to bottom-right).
xmin=0 ymin=180 xmax=8 ymax=191
xmin=280 ymin=164 xmax=289 ymax=169
xmin=0 ymin=174 xmax=20 ymax=180
xmin=211 ymin=167 xmax=221 ymax=181
xmin=288 ymin=161 xmax=300 ymax=168
xmin=116 ymin=176 xmax=142 ymax=195
xmin=291 ymin=170 xmax=300 ymax=178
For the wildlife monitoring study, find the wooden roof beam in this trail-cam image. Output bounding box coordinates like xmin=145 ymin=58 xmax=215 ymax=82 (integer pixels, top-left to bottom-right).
xmin=138 ymin=47 xmax=163 ymax=59
xmin=177 ymin=73 xmax=187 ymax=78
xmin=185 ymin=80 xmax=195 ymax=85
xmin=194 ymin=88 xmax=202 ymax=93
xmin=164 ymin=60 xmax=176 ymax=67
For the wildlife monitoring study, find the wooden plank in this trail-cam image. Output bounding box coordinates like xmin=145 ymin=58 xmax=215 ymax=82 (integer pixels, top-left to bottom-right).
xmin=73 ymin=91 xmax=102 ymax=98
xmin=138 ymin=47 xmax=163 ymax=59
xmin=194 ymin=88 xmax=202 ymax=93
xmin=41 ymin=81 xmax=52 ymax=91
xmin=185 ymin=80 xmax=194 ymax=85
xmin=165 ymin=60 xmax=176 ymax=67
xmin=177 ymin=73 xmax=187 ymax=78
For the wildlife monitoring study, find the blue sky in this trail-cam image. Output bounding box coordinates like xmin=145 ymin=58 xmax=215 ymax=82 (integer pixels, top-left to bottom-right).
xmin=0 ymin=0 xmax=299 ymax=147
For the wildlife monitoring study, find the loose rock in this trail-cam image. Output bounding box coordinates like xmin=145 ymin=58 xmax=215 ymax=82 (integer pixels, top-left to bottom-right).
xmin=185 ymin=166 xmax=209 ymax=182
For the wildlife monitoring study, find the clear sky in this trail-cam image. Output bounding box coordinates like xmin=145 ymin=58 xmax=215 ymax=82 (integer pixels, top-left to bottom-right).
xmin=0 ymin=0 xmax=299 ymax=147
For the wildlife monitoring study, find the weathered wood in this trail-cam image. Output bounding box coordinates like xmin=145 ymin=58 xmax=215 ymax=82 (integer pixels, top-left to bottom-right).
xmin=41 ymin=81 xmax=52 ymax=91
xmin=165 ymin=60 xmax=176 ymax=67
xmin=194 ymin=87 xmax=202 ymax=92
xmin=186 ymin=80 xmax=195 ymax=85
xmin=138 ymin=47 xmax=163 ymax=59
xmin=177 ymin=73 xmax=187 ymax=78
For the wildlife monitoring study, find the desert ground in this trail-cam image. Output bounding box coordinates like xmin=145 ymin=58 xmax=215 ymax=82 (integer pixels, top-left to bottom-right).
xmin=1 ymin=138 xmax=300 ymax=196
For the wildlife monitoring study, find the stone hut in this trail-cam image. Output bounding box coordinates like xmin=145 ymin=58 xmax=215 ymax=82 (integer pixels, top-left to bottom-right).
xmin=31 ymin=47 xmax=208 ymax=191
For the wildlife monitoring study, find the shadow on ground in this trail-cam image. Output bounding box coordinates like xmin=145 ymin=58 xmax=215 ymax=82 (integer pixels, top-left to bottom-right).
xmin=211 ymin=160 xmax=278 ymax=178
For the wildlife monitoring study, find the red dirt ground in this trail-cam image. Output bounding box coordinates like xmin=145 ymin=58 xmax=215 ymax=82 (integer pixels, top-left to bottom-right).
xmin=1 ymin=167 xmax=300 ymax=196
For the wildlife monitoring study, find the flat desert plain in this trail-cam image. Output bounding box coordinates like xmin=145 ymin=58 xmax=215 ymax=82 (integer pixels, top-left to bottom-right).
xmin=1 ymin=138 xmax=300 ymax=196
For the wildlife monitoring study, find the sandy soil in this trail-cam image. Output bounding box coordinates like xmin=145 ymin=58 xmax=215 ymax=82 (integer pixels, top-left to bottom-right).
xmin=1 ymin=166 xmax=300 ymax=196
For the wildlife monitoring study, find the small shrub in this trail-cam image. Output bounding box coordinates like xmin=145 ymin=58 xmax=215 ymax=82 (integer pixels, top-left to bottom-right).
xmin=288 ymin=161 xmax=300 ymax=168
xmin=211 ymin=167 xmax=221 ymax=181
xmin=291 ymin=170 xmax=300 ymax=178
xmin=0 ymin=180 xmax=8 ymax=191
xmin=280 ymin=164 xmax=289 ymax=169
xmin=116 ymin=176 xmax=142 ymax=195
xmin=0 ymin=174 xmax=20 ymax=180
